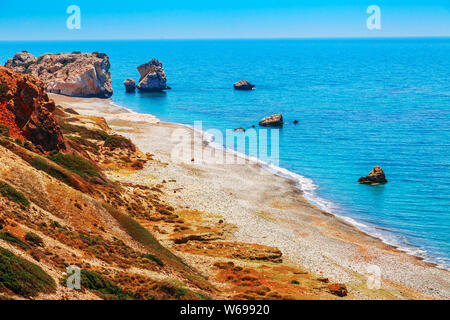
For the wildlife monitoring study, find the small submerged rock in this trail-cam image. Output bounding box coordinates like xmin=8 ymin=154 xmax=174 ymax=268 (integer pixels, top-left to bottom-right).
xmin=234 ymin=80 xmax=255 ymax=91
xmin=124 ymin=78 xmax=136 ymax=92
xmin=232 ymin=127 xmax=246 ymax=132
xmin=259 ymin=114 xmax=283 ymax=127
xmin=358 ymin=166 xmax=388 ymax=185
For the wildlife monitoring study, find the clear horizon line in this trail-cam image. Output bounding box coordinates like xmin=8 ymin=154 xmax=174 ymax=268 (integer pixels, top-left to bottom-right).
xmin=1 ymin=35 xmax=449 ymax=42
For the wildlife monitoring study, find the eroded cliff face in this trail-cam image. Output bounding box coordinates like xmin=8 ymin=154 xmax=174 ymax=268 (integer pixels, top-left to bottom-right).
xmin=0 ymin=67 xmax=66 ymax=151
xmin=5 ymin=51 xmax=113 ymax=98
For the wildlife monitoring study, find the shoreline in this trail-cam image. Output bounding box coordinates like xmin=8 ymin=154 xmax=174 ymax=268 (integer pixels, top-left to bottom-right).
xmin=60 ymin=94 xmax=448 ymax=271
xmin=50 ymin=93 xmax=450 ymax=299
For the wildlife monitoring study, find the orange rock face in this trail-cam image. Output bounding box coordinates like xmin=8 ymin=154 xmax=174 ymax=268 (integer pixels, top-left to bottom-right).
xmin=0 ymin=66 xmax=66 ymax=151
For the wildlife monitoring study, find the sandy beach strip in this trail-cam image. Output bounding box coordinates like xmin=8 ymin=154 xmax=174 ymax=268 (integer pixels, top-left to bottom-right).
xmin=50 ymin=93 xmax=450 ymax=299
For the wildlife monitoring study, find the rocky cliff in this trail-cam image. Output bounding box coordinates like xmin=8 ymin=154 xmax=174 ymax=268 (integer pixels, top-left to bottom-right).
xmin=5 ymin=51 xmax=113 ymax=98
xmin=0 ymin=67 xmax=66 ymax=151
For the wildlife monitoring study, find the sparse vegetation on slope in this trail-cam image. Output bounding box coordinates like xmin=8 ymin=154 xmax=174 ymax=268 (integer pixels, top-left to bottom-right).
xmin=0 ymin=232 xmax=31 ymax=250
xmin=0 ymin=180 xmax=30 ymax=207
xmin=0 ymin=124 xmax=10 ymax=137
xmin=141 ymin=254 xmax=164 ymax=267
xmin=47 ymin=151 xmax=100 ymax=178
xmin=0 ymin=247 xmax=56 ymax=297
xmin=25 ymin=232 xmax=44 ymax=247
xmin=104 ymin=135 xmax=136 ymax=151
xmin=78 ymin=270 xmax=134 ymax=300
xmin=30 ymin=156 xmax=73 ymax=185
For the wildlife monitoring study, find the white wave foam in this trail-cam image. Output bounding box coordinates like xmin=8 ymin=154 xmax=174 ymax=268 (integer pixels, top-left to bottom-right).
xmin=185 ymin=123 xmax=449 ymax=270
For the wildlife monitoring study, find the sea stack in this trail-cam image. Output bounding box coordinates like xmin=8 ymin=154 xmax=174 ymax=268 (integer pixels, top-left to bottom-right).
xmin=358 ymin=166 xmax=388 ymax=185
xmin=136 ymin=59 xmax=170 ymax=92
xmin=234 ymin=80 xmax=255 ymax=91
xmin=124 ymin=78 xmax=136 ymax=93
xmin=259 ymin=114 xmax=283 ymax=127
xmin=4 ymin=51 xmax=113 ymax=98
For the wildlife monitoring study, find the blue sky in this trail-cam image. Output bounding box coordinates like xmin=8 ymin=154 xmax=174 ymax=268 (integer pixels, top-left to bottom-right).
xmin=0 ymin=0 xmax=448 ymax=40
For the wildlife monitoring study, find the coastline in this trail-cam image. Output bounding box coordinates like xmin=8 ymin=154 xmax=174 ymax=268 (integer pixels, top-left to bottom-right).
xmin=50 ymin=93 xmax=450 ymax=299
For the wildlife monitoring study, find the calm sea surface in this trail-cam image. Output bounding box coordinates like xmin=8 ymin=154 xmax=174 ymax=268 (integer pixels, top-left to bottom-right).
xmin=1 ymin=38 xmax=449 ymax=267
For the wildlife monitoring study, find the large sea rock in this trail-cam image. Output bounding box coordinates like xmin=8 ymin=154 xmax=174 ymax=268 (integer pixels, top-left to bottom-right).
xmin=136 ymin=59 xmax=170 ymax=92
xmin=234 ymin=80 xmax=255 ymax=90
xmin=5 ymin=51 xmax=113 ymax=98
xmin=124 ymin=78 xmax=136 ymax=92
xmin=0 ymin=66 xmax=66 ymax=151
xmin=259 ymin=114 xmax=283 ymax=127
xmin=358 ymin=166 xmax=388 ymax=185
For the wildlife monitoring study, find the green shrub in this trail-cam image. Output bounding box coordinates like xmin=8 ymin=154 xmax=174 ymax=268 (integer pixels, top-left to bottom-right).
xmin=67 ymin=135 xmax=99 ymax=151
xmin=0 ymin=83 xmax=7 ymax=95
xmin=195 ymin=292 xmax=207 ymax=300
xmin=0 ymin=124 xmax=9 ymax=137
xmin=176 ymin=287 xmax=188 ymax=298
xmin=93 ymin=52 xmax=107 ymax=59
xmin=104 ymin=135 xmax=135 ymax=151
xmin=0 ymin=232 xmax=31 ymax=250
xmin=291 ymin=280 xmax=300 ymax=285
xmin=102 ymin=203 xmax=165 ymax=252
xmin=60 ymin=123 xmax=109 ymax=141
xmin=47 ymin=152 xmax=100 ymax=178
xmin=0 ymin=247 xmax=56 ymax=297
xmin=141 ymin=254 xmax=164 ymax=267
xmin=79 ymin=270 xmax=133 ymax=300
xmin=21 ymin=61 xmax=35 ymax=70
xmin=0 ymin=181 xmax=30 ymax=207
xmin=25 ymin=232 xmax=44 ymax=247
xmin=31 ymin=156 xmax=72 ymax=185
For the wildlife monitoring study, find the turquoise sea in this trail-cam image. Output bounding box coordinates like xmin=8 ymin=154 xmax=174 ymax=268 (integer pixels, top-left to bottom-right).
xmin=1 ymin=38 xmax=449 ymax=268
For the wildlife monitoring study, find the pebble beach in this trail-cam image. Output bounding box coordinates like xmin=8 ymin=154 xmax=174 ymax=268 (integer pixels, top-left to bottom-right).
xmin=51 ymin=93 xmax=450 ymax=300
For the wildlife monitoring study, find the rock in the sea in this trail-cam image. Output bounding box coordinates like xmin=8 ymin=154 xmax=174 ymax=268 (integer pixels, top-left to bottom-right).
xmin=136 ymin=59 xmax=170 ymax=92
xmin=234 ymin=80 xmax=255 ymax=91
xmin=0 ymin=66 xmax=66 ymax=151
xmin=358 ymin=166 xmax=388 ymax=185
xmin=232 ymin=127 xmax=246 ymax=132
xmin=124 ymin=78 xmax=136 ymax=93
xmin=4 ymin=51 xmax=113 ymax=98
xmin=259 ymin=114 xmax=283 ymax=127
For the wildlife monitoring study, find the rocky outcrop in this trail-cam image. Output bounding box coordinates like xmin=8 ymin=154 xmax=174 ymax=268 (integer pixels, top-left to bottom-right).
xmin=358 ymin=166 xmax=388 ymax=185
xmin=136 ymin=59 xmax=170 ymax=92
xmin=124 ymin=78 xmax=136 ymax=93
xmin=5 ymin=51 xmax=113 ymax=98
xmin=234 ymin=80 xmax=255 ymax=91
xmin=328 ymin=284 xmax=348 ymax=297
xmin=0 ymin=66 xmax=66 ymax=151
xmin=4 ymin=51 xmax=37 ymax=73
xmin=259 ymin=114 xmax=283 ymax=127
